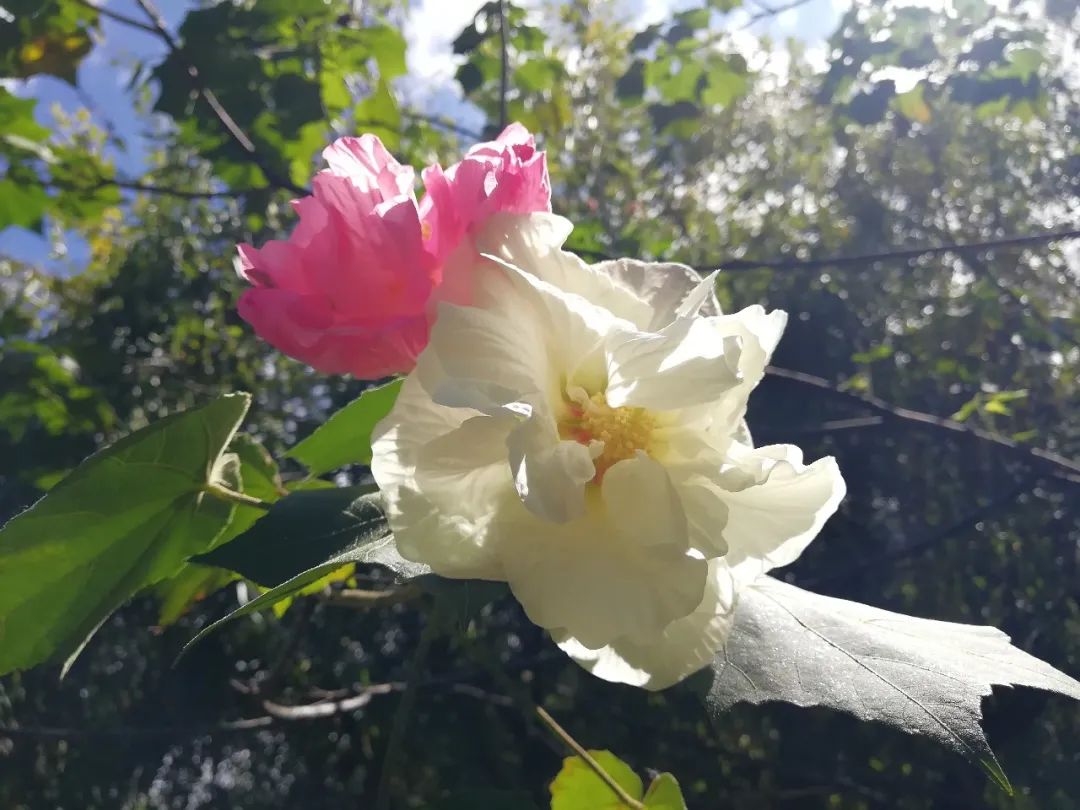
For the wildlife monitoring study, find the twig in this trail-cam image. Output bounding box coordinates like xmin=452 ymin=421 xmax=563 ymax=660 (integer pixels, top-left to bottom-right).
xmin=498 ymin=0 xmax=510 ymax=131
xmin=133 ymin=0 xmax=306 ymax=195
xmin=320 ymin=584 xmax=423 ymax=609
xmin=261 ymin=683 xmax=398 ymax=720
xmin=0 ymin=716 xmax=274 ymax=739
xmin=46 ymin=176 xmax=252 ymax=200
xmin=69 ymin=0 xmax=159 ymax=34
xmin=373 ymin=619 xmax=438 ymax=810
xmin=203 ymin=483 xmax=272 ymax=511
xmin=764 ymin=366 xmax=1080 ymax=485
xmin=803 ymin=474 xmax=1037 ymax=587
xmin=535 ymin=705 xmax=645 ymax=809
xmin=754 ymin=415 xmax=886 ymax=441
xmin=477 ymin=649 xmax=644 ymax=809
xmin=740 ymin=0 xmax=815 ymax=28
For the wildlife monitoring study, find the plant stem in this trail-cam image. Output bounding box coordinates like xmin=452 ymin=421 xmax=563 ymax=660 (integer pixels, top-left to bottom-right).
xmin=476 ymin=648 xmax=644 ymax=809
xmin=204 ymin=483 xmax=272 ymax=511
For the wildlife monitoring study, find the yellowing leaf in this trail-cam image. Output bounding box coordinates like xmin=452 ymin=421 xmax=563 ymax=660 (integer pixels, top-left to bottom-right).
xmin=895 ymin=84 xmax=931 ymax=124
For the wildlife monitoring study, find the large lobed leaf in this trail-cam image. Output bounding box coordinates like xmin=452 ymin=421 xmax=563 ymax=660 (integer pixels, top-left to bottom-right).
xmin=0 ymin=393 xmax=250 ymax=675
xmin=708 ymin=577 xmax=1080 ymax=791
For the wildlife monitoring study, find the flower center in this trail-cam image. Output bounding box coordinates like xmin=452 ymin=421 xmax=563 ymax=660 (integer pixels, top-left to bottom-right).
xmin=561 ymin=392 xmax=655 ymax=482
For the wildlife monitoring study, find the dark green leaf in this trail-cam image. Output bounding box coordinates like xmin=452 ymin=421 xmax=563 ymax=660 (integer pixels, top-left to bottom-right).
xmin=195 ymin=485 xmax=412 ymax=587
xmin=707 ymin=578 xmax=1080 ymax=793
xmin=457 ymin=61 xmax=485 ymax=95
xmin=181 ymin=493 xmax=426 ymax=654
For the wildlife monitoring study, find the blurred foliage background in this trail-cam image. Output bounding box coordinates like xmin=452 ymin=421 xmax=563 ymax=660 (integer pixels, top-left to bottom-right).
xmin=1 ymin=0 xmax=1079 ymax=807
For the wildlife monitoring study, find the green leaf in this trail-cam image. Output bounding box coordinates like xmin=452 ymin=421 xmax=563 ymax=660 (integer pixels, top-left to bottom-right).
xmin=0 ymin=393 xmax=250 ymax=675
xmin=354 ymin=78 xmax=401 ymax=149
xmin=155 ymin=563 xmax=236 ymax=626
xmin=642 ymin=773 xmax=687 ymax=809
xmin=181 ymin=492 xmax=425 ymax=655
xmin=195 ymin=485 xmax=411 ymax=586
xmin=549 ymin=751 xmax=643 ymax=810
xmin=0 ymin=88 xmax=49 ymax=141
xmin=286 ymin=379 xmax=402 ymax=477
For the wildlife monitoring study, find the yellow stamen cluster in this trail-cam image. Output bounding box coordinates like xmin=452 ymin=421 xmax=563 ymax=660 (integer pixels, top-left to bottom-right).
xmin=561 ymin=393 xmax=656 ymax=482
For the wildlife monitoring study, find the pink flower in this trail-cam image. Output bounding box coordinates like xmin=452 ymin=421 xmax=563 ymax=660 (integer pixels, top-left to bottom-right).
xmin=421 ymin=123 xmax=551 ymax=269
xmin=237 ymin=124 xmax=551 ymax=380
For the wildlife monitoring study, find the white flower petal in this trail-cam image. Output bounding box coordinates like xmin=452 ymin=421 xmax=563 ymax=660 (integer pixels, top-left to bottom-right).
xmin=421 ymin=302 xmax=552 ymax=412
xmin=506 ymin=403 xmax=595 ymax=522
xmin=595 ymin=258 xmax=721 ymax=327
xmin=702 ymin=305 xmax=788 ymax=435
xmin=371 ymin=376 xmax=506 ymax=578
xmin=718 ymin=444 xmax=846 ymax=582
xmin=555 ymin=559 xmax=737 ymax=690
xmin=498 ymin=510 xmax=709 ymax=647
xmin=601 ymin=452 xmax=688 ymax=550
xmin=605 ymin=316 xmax=743 ymax=411
xmin=474 ymin=213 xmax=654 ymax=327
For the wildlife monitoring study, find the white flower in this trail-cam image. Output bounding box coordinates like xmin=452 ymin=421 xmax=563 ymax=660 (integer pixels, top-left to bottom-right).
xmin=371 ymin=213 xmax=846 ymax=690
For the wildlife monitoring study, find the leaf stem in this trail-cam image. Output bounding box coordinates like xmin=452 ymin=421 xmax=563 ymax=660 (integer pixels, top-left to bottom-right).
xmin=534 ymin=704 xmax=645 ymax=809
xmin=204 ymin=483 xmax=272 ymax=511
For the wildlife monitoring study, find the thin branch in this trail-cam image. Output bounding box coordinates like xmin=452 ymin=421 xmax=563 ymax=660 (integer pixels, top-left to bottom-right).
xmin=740 ymin=0 xmax=815 ymax=28
xmin=69 ymin=0 xmax=159 ymax=34
xmin=765 ymin=366 xmax=1080 ymax=485
xmin=498 ymin=0 xmax=510 ymax=131
xmin=46 ymin=176 xmax=253 ymax=200
xmin=754 ymin=415 xmax=886 ymax=441
xmin=535 ymin=705 xmax=645 ymax=809
xmin=575 ymin=228 xmax=1080 ymax=274
xmin=132 ymin=0 xmax=306 ymax=195
xmin=261 ymin=683 xmax=398 ymax=720
xmin=203 ymin=483 xmax=273 ymax=511
xmin=373 ymin=619 xmax=438 ymax=810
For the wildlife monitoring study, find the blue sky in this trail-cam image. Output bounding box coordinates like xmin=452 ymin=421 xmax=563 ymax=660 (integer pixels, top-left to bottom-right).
xmin=1 ymin=0 xmax=844 ymax=272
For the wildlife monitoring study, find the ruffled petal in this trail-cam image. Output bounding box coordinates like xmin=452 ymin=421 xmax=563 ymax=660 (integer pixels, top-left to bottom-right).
xmin=592 ymin=258 xmax=721 ymax=328
xmin=717 ymin=444 xmax=846 ymax=581
xmin=237 ymin=289 xmax=428 ymax=378
xmin=506 ymin=403 xmax=596 ymax=523
xmin=474 ymin=213 xmax=653 ymax=326
xmin=605 ymin=316 xmax=743 ymax=411
xmin=555 ymin=559 xmax=736 ymax=690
